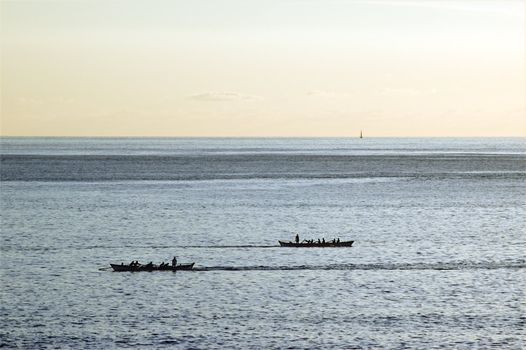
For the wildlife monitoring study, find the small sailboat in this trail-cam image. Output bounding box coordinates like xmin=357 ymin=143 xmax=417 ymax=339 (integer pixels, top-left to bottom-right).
xmin=360 ymin=130 xmax=363 ymax=139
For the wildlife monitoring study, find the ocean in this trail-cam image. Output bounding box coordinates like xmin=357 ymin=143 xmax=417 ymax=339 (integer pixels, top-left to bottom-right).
xmin=0 ymin=137 xmax=525 ymax=349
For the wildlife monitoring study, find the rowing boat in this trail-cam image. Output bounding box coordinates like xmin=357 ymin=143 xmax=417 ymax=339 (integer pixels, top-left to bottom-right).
xmin=278 ymin=240 xmax=354 ymax=247
xmin=110 ymin=263 xmax=195 ymax=271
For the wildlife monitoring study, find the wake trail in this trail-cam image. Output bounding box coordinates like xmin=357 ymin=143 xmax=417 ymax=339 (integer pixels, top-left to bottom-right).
xmin=193 ymin=261 xmax=526 ymax=272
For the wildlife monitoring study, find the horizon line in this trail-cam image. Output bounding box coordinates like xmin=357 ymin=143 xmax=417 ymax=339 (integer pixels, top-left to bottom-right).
xmin=1 ymin=135 xmax=525 ymax=139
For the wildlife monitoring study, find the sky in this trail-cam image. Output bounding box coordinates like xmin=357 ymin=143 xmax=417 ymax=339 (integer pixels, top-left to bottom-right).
xmin=1 ymin=0 xmax=525 ymax=137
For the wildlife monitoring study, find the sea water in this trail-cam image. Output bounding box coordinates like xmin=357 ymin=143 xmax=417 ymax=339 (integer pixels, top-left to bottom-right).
xmin=0 ymin=138 xmax=525 ymax=349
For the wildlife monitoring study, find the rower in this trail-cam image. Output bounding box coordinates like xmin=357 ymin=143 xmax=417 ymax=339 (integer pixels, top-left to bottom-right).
xmin=295 ymin=234 xmax=299 ymax=244
xmin=172 ymin=256 xmax=177 ymax=267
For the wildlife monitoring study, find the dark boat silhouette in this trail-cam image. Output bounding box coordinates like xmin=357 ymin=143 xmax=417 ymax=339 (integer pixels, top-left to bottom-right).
xmin=278 ymin=240 xmax=354 ymax=248
xmin=110 ymin=262 xmax=195 ymax=271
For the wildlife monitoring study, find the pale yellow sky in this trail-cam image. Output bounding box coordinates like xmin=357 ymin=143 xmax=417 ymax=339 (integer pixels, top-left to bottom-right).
xmin=1 ymin=0 xmax=525 ymax=137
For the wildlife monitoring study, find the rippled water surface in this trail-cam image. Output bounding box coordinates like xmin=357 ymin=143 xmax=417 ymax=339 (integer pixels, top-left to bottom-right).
xmin=1 ymin=138 xmax=525 ymax=349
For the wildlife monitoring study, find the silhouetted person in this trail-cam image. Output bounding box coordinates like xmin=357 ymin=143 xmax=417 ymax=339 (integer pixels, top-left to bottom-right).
xmin=172 ymin=256 xmax=177 ymax=267
xmin=322 ymin=238 xmax=325 ymax=244
xmin=337 ymin=238 xmax=340 ymax=243
xmin=318 ymin=238 xmax=321 ymax=244
xmin=295 ymin=234 xmax=299 ymax=244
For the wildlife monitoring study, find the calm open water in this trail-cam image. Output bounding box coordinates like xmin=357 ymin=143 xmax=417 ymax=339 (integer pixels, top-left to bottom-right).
xmin=1 ymin=137 xmax=525 ymax=349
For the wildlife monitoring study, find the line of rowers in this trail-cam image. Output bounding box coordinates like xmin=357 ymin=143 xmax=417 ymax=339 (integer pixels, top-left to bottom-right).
xmin=295 ymin=234 xmax=340 ymax=244
xmin=128 ymin=256 xmax=178 ymax=268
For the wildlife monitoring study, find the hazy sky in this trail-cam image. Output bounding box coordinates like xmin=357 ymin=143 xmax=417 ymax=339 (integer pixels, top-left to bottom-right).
xmin=1 ymin=0 xmax=525 ymax=136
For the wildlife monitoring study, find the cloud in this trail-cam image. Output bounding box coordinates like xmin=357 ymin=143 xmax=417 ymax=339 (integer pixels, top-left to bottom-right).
xmin=15 ymin=96 xmax=78 ymax=105
xmin=187 ymin=91 xmax=262 ymax=101
xmin=355 ymin=1 xmax=523 ymax=18
xmin=306 ymin=90 xmax=353 ymax=98
xmin=380 ymin=87 xmax=438 ymax=97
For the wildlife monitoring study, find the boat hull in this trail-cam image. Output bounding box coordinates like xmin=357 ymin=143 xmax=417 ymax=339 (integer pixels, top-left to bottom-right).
xmin=110 ymin=263 xmax=195 ymax=272
xmin=278 ymin=240 xmax=354 ymax=248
